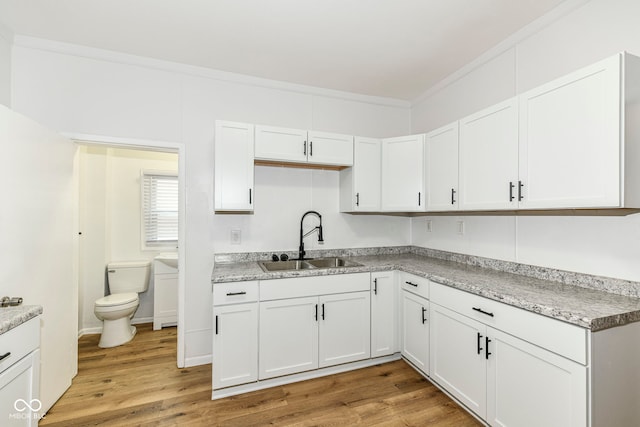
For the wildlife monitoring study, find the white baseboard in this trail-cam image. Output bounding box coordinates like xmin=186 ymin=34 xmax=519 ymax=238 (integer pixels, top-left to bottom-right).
xmin=185 ymin=354 xmax=212 ymax=367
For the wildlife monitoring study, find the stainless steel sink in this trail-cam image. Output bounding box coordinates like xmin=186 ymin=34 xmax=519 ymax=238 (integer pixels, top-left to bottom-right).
xmin=258 ymin=260 xmax=316 ymax=272
xmin=258 ymin=257 xmax=362 ymax=272
xmin=307 ymin=257 xmax=362 ymax=268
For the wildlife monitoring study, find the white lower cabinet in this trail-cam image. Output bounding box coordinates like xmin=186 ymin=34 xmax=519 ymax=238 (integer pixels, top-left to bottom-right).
xmin=371 ymin=271 xmax=397 ymax=358
xmin=430 ymin=284 xmax=587 ymax=427
xmin=259 ymin=296 xmax=319 ymax=380
xmin=259 ymin=291 xmax=370 ymax=379
xmin=401 ymin=290 xmax=429 ymax=375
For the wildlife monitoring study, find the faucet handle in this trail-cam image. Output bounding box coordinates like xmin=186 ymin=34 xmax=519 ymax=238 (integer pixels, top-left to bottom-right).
xmin=271 ymin=254 xmax=279 ymax=262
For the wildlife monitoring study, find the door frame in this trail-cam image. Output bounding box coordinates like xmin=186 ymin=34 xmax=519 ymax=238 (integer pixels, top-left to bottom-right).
xmin=65 ymin=132 xmax=187 ymax=368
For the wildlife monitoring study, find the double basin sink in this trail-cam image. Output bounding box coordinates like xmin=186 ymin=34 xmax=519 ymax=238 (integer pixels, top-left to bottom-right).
xmin=258 ymin=257 xmax=362 ymax=272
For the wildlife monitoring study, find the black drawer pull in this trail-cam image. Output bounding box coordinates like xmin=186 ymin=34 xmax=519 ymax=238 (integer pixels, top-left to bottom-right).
xmin=421 ymin=307 xmax=427 ymax=324
xmin=509 ymin=181 xmax=515 ymax=202
xmin=472 ymin=307 xmax=494 ymax=317
xmin=485 ymin=336 xmax=492 ymax=359
xmin=518 ymin=180 xmax=524 ymax=201
xmin=215 ymin=316 xmax=219 ymax=335
xmin=451 ymin=188 xmax=456 ymax=205
xmin=322 ymin=303 xmax=325 ymax=320
xmin=477 ymin=333 xmax=483 ymax=355
xmin=0 ymin=352 xmax=10 ymax=361
xmin=373 ymin=278 xmax=378 ymax=295
xmin=405 ymin=281 xmax=418 ymax=287
xmin=226 ymin=291 xmax=247 ymax=296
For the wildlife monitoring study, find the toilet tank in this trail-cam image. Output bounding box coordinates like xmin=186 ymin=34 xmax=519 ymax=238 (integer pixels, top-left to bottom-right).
xmin=107 ymin=261 xmax=151 ymax=294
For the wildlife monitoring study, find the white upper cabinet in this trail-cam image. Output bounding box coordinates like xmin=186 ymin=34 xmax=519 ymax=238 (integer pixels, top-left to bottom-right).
xmin=425 ymin=122 xmax=459 ymax=211
xmin=340 ymin=137 xmax=381 ymax=212
xmin=255 ymin=125 xmax=353 ymax=166
xmin=518 ymin=53 xmax=634 ymax=209
xmin=381 ymin=134 xmax=426 ymax=212
xmin=459 ymin=98 xmax=519 ymax=211
xmin=214 ymin=121 xmax=254 ymax=212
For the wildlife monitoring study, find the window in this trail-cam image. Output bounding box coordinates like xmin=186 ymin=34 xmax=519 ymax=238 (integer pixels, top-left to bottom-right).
xmin=142 ymin=171 xmax=178 ymax=248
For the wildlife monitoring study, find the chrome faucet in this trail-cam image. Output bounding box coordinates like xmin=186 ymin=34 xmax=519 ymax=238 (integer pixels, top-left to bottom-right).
xmin=296 ymin=210 xmax=324 ymax=260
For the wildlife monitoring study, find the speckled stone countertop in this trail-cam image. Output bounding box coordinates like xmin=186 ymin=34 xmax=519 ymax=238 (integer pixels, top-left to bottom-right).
xmin=212 ymin=248 xmax=640 ymax=332
xmin=0 ymin=305 xmax=42 ymax=335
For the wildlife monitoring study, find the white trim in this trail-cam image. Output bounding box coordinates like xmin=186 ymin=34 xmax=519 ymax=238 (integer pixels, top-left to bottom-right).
xmin=410 ymin=0 xmax=591 ymax=106
xmin=185 ymin=354 xmax=213 ymax=368
xmin=67 ymin=132 xmax=187 ymax=368
xmin=13 ymin=35 xmax=410 ymax=109
xmin=212 ymin=353 xmax=402 ymax=400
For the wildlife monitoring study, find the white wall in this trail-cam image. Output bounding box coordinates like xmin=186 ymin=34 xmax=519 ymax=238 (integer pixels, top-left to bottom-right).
xmin=10 ymin=39 xmax=412 ymax=365
xmin=411 ymin=0 xmax=640 ymax=282
xmin=0 ymin=23 xmax=12 ymax=107
xmin=78 ymin=146 xmax=178 ymax=333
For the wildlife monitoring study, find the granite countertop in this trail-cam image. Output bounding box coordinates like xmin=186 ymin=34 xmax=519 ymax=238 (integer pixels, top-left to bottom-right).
xmin=0 ymin=305 xmax=43 ymax=335
xmin=212 ymin=252 xmax=640 ymax=332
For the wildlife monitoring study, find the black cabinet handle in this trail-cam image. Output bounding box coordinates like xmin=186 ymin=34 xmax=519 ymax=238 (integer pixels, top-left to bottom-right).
xmin=315 ymin=304 xmax=318 ymax=321
xmin=0 ymin=352 xmax=10 ymax=361
xmin=226 ymin=291 xmax=247 ymax=296
xmin=373 ymin=278 xmax=378 ymax=295
xmin=303 ymin=140 xmax=307 ymax=156
xmin=405 ymin=281 xmax=418 ymax=287
xmin=451 ymin=188 xmax=456 ymax=205
xmin=518 ymin=180 xmax=524 ymax=201
xmin=418 ymin=192 xmax=421 ymax=206
xmin=472 ymin=307 xmax=494 ymax=317
xmin=356 ymin=192 xmax=360 ymax=207
xmin=485 ymin=336 xmax=492 ymax=359
xmin=215 ymin=315 xmax=219 ymax=335
xmin=477 ymin=333 xmax=483 ymax=355
xmin=310 ymin=141 xmax=313 ymax=156
xmin=421 ymin=307 xmax=427 ymax=324
xmin=509 ymin=181 xmax=515 ymax=202
xmin=249 ymin=188 xmax=252 ymax=204
xmin=321 ymin=303 xmax=325 ymax=320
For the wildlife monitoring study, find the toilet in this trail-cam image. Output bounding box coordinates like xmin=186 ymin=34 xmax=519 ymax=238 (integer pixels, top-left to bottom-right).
xmin=94 ymin=260 xmax=151 ymax=348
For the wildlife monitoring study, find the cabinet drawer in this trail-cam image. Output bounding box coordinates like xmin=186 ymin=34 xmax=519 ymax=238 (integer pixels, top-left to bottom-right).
xmin=0 ymin=317 xmax=40 ymax=373
xmin=430 ymin=282 xmax=587 ymax=364
xmin=260 ymin=273 xmax=370 ymax=301
xmin=213 ymin=281 xmax=259 ymax=306
xmin=400 ymin=272 xmax=430 ymax=299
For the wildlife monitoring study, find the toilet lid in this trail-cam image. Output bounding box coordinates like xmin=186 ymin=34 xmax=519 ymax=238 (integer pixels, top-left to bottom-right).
xmin=95 ymin=292 xmax=138 ymax=307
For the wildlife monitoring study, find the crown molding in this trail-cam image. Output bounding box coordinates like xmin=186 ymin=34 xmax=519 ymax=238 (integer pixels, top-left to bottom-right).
xmin=12 ymin=35 xmax=410 ymax=109
xmin=411 ymin=0 xmax=591 ymax=106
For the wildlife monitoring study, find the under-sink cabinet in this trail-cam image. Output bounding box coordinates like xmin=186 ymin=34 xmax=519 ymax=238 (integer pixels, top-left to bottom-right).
xmin=153 ymin=259 xmax=178 ymax=330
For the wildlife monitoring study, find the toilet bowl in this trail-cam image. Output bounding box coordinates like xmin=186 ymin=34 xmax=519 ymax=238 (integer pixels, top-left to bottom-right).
xmin=94 ymin=293 xmax=139 ymax=348
xmin=94 ymin=260 xmax=150 ymax=348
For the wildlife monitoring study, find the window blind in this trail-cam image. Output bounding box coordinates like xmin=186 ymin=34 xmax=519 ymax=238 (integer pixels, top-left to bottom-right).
xmin=142 ymin=172 xmax=178 ymax=246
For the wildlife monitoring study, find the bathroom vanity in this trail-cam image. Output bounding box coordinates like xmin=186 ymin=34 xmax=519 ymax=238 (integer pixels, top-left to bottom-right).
xmin=153 ymin=254 xmax=178 ymax=330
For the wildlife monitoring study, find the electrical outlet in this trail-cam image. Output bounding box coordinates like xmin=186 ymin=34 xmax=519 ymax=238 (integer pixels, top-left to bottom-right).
xmin=230 ymin=229 xmax=241 ymax=245
xmin=457 ymin=220 xmax=465 ymax=235
xmin=426 ymin=220 xmax=433 ymax=232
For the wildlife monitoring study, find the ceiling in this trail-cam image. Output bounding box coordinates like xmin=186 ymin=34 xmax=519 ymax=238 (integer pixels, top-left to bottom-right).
xmin=0 ymin=0 xmax=567 ymax=100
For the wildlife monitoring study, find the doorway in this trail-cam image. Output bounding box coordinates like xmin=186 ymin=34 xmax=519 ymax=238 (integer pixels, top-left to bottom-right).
xmin=70 ymin=134 xmax=186 ymax=367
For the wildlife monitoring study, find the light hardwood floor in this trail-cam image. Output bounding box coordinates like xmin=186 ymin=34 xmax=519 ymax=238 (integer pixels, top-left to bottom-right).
xmin=41 ymin=324 xmax=481 ymax=426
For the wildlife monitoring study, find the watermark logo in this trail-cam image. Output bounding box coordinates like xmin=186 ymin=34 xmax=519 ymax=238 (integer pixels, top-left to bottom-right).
xmin=8 ymin=398 xmax=45 ymax=421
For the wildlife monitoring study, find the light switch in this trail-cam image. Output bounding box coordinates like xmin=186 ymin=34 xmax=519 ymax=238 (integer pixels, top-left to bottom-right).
xmin=230 ymin=229 xmax=241 ymax=245
xmin=457 ymin=220 xmax=465 ymax=235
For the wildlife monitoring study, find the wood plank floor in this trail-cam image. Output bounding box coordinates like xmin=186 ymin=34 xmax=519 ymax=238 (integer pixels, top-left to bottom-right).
xmin=41 ymin=323 xmax=481 ymax=426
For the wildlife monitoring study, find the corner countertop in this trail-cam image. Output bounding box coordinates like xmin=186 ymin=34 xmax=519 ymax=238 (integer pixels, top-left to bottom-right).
xmin=0 ymin=305 xmax=43 ymax=335
xmin=212 ymin=252 xmax=640 ymax=332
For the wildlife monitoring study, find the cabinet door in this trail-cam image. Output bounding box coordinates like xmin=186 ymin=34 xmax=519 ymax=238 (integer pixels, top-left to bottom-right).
xmin=214 ymin=121 xmax=254 ymax=211
xmin=426 ymin=122 xmax=459 ymax=211
xmin=319 ymin=292 xmax=371 ymax=368
xmin=353 ymin=137 xmax=381 ymax=211
xmin=254 ymin=125 xmax=308 ymax=163
xmin=213 ymin=303 xmax=258 ymax=389
xmin=401 ymin=291 xmax=429 ymax=374
xmin=382 ymin=134 xmax=426 ymax=211
xmin=0 ymin=350 xmax=40 ymax=427
xmin=459 ymin=98 xmax=518 ymax=210
xmin=153 ymin=273 xmax=178 ymax=330
xmin=259 ymin=297 xmax=319 ymax=379
xmin=430 ymin=303 xmax=487 ymax=419
xmin=371 ymin=272 xmax=396 ymax=358
xmin=519 ymin=54 xmax=621 ymax=209
xmin=486 ymin=328 xmax=587 ymax=427
xmin=307 ymin=131 xmax=354 ymax=166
